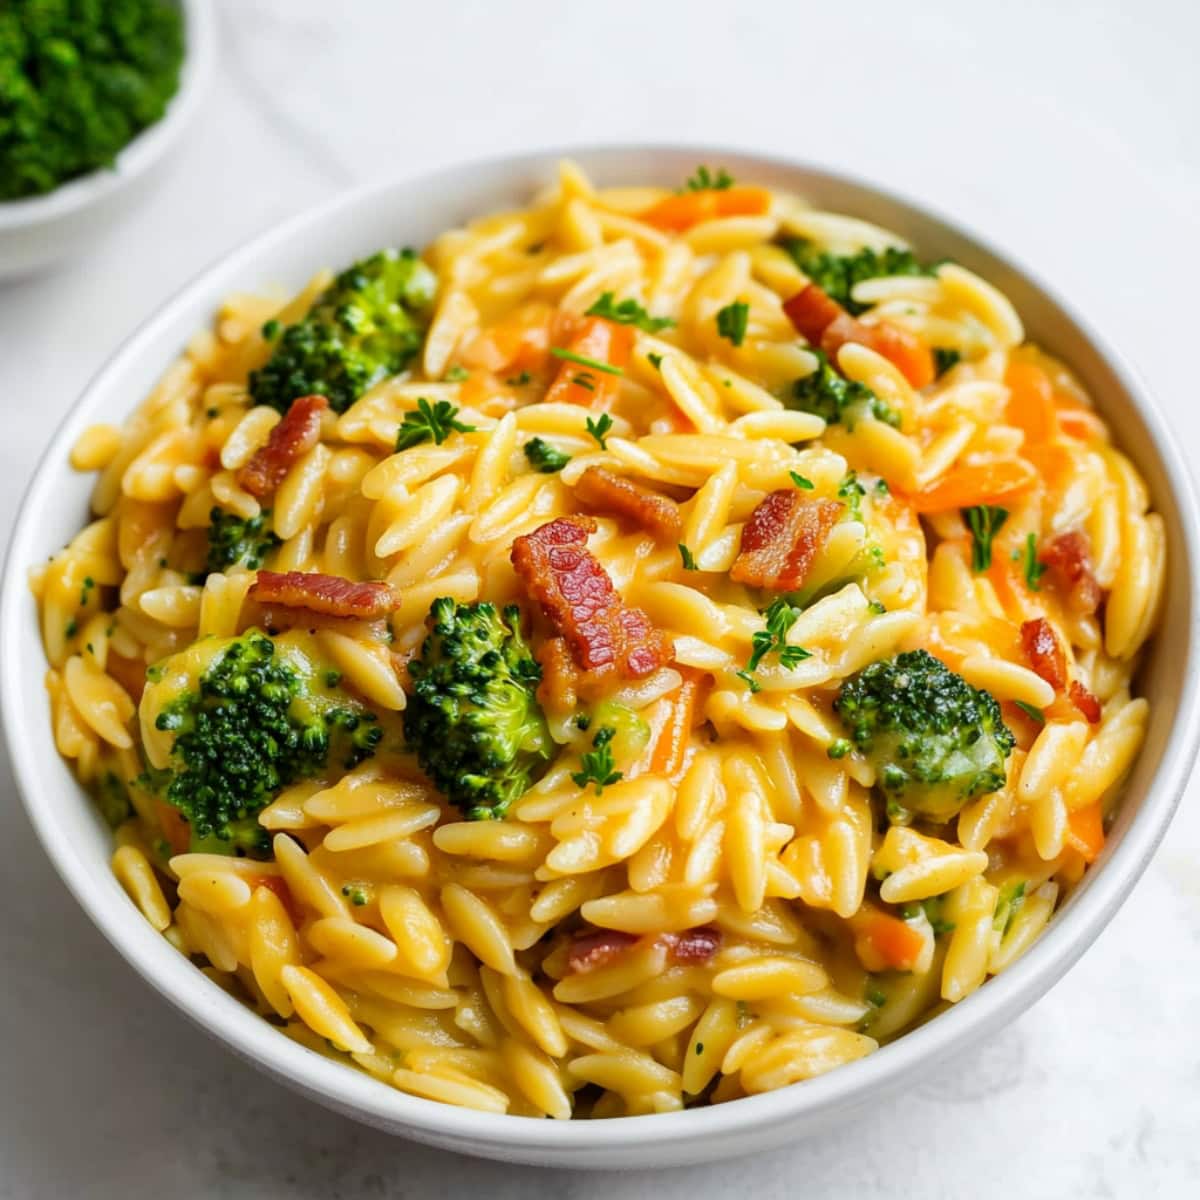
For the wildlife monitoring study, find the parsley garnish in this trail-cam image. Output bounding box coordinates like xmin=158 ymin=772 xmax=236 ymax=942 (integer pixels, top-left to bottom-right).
xmin=261 ymin=319 xmax=281 ymax=341
xmin=1014 ymin=700 xmax=1046 ymax=724
xmin=963 ymin=505 xmax=1009 ymax=572
xmin=716 ymin=300 xmax=749 ymax=347
xmin=678 ymin=544 xmax=699 ymax=571
xmin=64 ymin=619 xmax=77 ymax=638
xmin=523 ymin=438 xmax=571 ymax=473
xmin=685 ymin=165 xmax=734 ymax=191
xmin=572 ymin=372 xmax=597 ymax=392
xmin=586 ymin=292 xmax=676 ymax=333
xmin=80 ymin=576 xmax=95 ymax=606
xmin=789 ymin=471 xmax=814 ymax=490
xmin=933 ymin=347 xmax=961 ymax=377
xmin=740 ymin=598 xmax=811 ymax=690
xmin=865 ymin=985 xmax=887 ymax=1008
xmin=444 ymin=364 xmax=470 ymax=382
xmin=572 ymin=726 xmax=623 ymax=794
xmin=585 ymin=413 xmax=614 ymax=450
xmin=647 ymin=352 xmax=663 ymax=370
xmin=551 ymin=347 xmax=624 ymax=376
xmin=395 ymin=398 xmax=475 ymax=451
xmin=1022 ymin=533 xmax=1047 ymax=590
xmin=506 ymin=370 xmax=532 ymax=386
xmin=324 ymin=669 xmax=342 ymax=687
xmin=837 ymin=471 xmax=867 ymax=521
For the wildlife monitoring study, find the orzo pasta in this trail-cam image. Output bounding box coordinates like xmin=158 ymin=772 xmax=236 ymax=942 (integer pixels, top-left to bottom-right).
xmin=34 ymin=161 xmax=1163 ymax=1118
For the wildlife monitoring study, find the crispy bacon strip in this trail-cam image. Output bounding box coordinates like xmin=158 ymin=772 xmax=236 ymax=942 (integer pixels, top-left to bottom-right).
xmin=1020 ymin=617 xmax=1068 ymax=691
xmin=1041 ymin=531 xmax=1103 ymax=615
xmin=574 ymin=466 xmax=682 ymax=539
xmin=730 ymin=490 xmax=843 ymax=591
xmin=566 ymin=929 xmax=640 ymax=974
xmin=237 ymin=394 xmax=328 ymax=498
xmin=661 ymin=926 xmax=721 ymax=965
xmin=566 ymin=926 xmax=721 ymax=975
xmin=1069 ymin=680 xmax=1102 ymax=724
xmin=511 ymin=517 xmax=673 ymax=679
xmin=783 ymin=283 xmax=934 ymax=388
xmin=249 ymin=570 xmax=396 ymax=619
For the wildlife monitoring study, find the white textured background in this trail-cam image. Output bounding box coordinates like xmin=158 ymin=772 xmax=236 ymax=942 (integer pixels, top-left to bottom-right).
xmin=2 ymin=1 xmax=1198 ymax=1195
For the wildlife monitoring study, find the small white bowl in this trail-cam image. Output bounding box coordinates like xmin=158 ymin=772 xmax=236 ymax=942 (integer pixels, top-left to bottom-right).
xmin=3 ymin=147 xmax=1197 ymax=1169
xmin=0 ymin=0 xmax=215 ymax=280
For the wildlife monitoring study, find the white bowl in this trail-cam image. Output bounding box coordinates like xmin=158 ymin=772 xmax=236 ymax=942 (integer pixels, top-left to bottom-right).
xmin=0 ymin=0 xmax=215 ymax=280
xmin=3 ymin=147 xmax=1197 ymax=1169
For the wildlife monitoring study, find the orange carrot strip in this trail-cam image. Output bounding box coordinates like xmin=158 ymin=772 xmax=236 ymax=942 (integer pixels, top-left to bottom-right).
xmin=156 ymin=801 xmax=191 ymax=856
xmin=639 ymin=186 xmax=771 ymax=232
xmin=867 ymin=321 xmax=935 ymax=389
xmin=649 ymin=668 xmax=704 ymax=778
xmin=1065 ymin=802 xmax=1105 ymax=863
xmin=910 ymin=458 xmax=1038 ymax=513
xmin=1005 ymin=362 xmax=1057 ymax=444
xmin=851 ymin=907 xmax=926 ymax=972
xmin=544 ymin=317 xmax=634 ymax=409
xmin=460 ymin=301 xmax=555 ymax=374
xmin=1022 ymin=442 xmax=1074 ymax=491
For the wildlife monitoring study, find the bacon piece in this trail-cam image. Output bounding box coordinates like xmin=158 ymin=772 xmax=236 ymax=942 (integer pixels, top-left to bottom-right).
xmin=566 ymin=929 xmax=640 ymax=974
xmin=574 ymin=466 xmax=682 ymax=539
xmin=1069 ymin=679 xmax=1102 ymax=724
xmin=1020 ymin=617 xmax=1068 ymax=691
xmin=662 ymin=926 xmax=721 ymax=965
xmin=730 ymin=490 xmax=843 ymax=591
xmin=249 ymin=603 xmax=389 ymax=641
xmin=249 ymin=570 xmax=397 ymax=619
xmin=1041 ymin=531 xmax=1103 ymax=615
xmin=511 ymin=517 xmax=673 ymax=680
xmin=783 ymin=283 xmax=934 ymax=388
xmin=237 ymin=394 xmax=328 ymax=498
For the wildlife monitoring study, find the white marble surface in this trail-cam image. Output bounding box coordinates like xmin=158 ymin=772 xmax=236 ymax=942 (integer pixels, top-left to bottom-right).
xmin=2 ymin=1 xmax=1198 ymax=1195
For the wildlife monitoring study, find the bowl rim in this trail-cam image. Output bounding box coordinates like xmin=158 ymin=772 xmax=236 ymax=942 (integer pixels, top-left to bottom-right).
xmin=4 ymin=142 xmax=1198 ymax=1156
xmin=0 ymin=0 xmax=216 ymax=228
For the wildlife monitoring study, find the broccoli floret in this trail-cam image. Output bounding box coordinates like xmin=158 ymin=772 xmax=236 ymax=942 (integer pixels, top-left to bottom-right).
xmin=141 ymin=630 xmax=385 ymax=856
xmin=785 ymin=241 xmax=933 ymax=315
xmin=250 ymin=249 xmax=437 ymax=414
xmin=788 ymin=351 xmax=900 ymax=429
xmin=834 ymin=650 xmax=1014 ymax=821
xmin=204 ymin=507 xmax=281 ymax=575
xmin=404 ymin=599 xmax=552 ymax=821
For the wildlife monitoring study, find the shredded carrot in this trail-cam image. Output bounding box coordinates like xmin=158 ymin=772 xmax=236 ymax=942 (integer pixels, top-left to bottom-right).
xmin=458 ymin=369 xmax=513 ymax=411
xmin=1065 ymin=802 xmax=1105 ymax=863
xmin=1021 ymin=442 xmax=1074 ymax=491
xmin=911 ymin=458 xmax=1038 ymax=513
xmin=852 ymin=907 xmax=926 ymax=972
xmin=460 ymin=301 xmax=555 ymax=374
xmin=1004 ymin=361 xmax=1057 ymax=444
xmin=639 ymin=186 xmax=771 ymax=232
xmin=544 ymin=317 xmax=634 ymax=409
xmin=649 ymin=668 xmax=704 ymax=778
xmin=868 ymin=321 xmax=935 ymax=389
xmin=156 ymin=801 xmax=191 ymax=856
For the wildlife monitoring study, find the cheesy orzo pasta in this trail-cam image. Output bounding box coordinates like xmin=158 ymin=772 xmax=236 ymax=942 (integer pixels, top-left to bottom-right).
xmin=34 ymin=161 xmax=1164 ymax=1119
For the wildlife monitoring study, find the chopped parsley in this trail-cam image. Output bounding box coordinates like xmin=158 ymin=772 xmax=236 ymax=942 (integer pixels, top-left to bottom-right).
xmin=571 ymin=726 xmax=622 ymax=794
xmin=324 ymin=669 xmax=342 ymax=688
xmin=865 ymin=984 xmax=887 ymax=1008
xmin=585 ymin=413 xmax=614 ymax=450
xmin=261 ymin=319 xmax=281 ymax=341
xmin=1014 ymin=700 xmax=1046 ymax=724
xmin=647 ymin=352 xmax=663 ymax=371
xmin=551 ymin=347 xmax=624 ymax=376
xmin=934 ymin=347 xmax=962 ymax=377
xmin=523 ymin=438 xmax=571 ymax=473
xmin=963 ymin=505 xmax=1009 ymax=573
xmin=739 ymin=598 xmax=811 ymax=690
xmin=837 ymin=471 xmax=867 ymax=522
xmin=80 ymin=576 xmax=95 ymax=606
xmin=395 ymin=398 xmax=475 ymax=451
xmin=586 ymin=292 xmax=675 ymax=333
xmin=789 ymin=471 xmax=814 ymax=490
xmin=506 ymin=370 xmax=532 ymax=386
xmin=572 ymin=372 xmax=596 ymax=392
xmin=444 ymin=364 xmax=470 ymax=382
xmin=685 ymin=165 xmax=734 ymax=192
xmin=678 ymin=544 xmax=699 ymax=571
xmin=716 ymin=300 xmax=749 ymax=347
xmin=1021 ymin=533 xmax=1048 ymax=590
